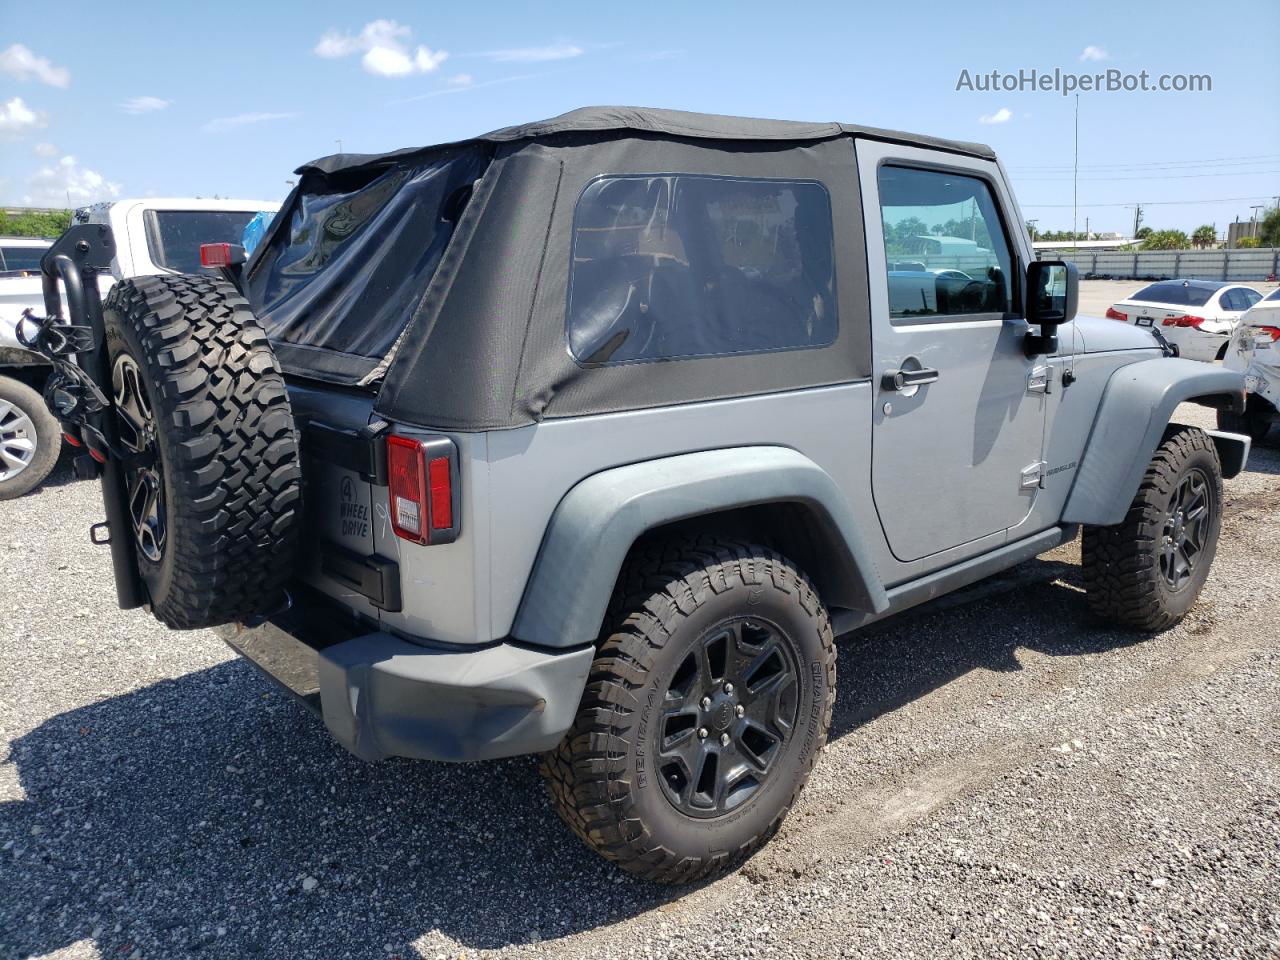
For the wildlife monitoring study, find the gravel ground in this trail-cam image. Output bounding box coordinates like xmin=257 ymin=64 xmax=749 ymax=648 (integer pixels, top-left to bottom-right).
xmin=2 ymin=409 xmax=1278 ymax=959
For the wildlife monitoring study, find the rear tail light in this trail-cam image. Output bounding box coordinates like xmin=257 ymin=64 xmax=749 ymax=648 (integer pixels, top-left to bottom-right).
xmin=1162 ymin=315 xmax=1206 ymax=328
xmin=1258 ymin=325 xmax=1280 ymax=342
xmin=1105 ymin=306 xmax=1128 ymax=322
xmin=199 ymin=242 xmax=246 ymax=268
xmin=386 ymin=434 xmax=459 ymax=544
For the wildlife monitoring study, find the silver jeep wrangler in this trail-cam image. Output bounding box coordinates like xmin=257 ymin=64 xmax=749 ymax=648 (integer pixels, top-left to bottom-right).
xmin=28 ymin=107 xmax=1249 ymax=883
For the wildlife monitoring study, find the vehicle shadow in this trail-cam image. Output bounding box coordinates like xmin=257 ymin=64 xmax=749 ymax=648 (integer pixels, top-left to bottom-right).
xmin=829 ymin=554 xmax=1143 ymax=739
xmin=0 ymin=553 xmax=1143 ymax=959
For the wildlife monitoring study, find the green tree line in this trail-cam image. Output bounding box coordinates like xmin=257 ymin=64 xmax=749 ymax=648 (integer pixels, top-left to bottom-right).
xmin=0 ymin=209 xmax=73 ymax=239
xmin=1028 ymin=209 xmax=1280 ymax=250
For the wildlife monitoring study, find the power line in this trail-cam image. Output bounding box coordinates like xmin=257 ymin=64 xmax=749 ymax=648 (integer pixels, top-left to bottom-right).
xmin=1021 ymin=195 xmax=1276 ymax=209
xmin=1010 ymin=153 xmax=1280 ymax=171
xmin=1014 ymin=169 xmax=1280 ymax=182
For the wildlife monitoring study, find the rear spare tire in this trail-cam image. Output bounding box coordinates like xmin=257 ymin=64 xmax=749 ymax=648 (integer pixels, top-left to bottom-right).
xmin=102 ymin=275 xmax=302 ymax=628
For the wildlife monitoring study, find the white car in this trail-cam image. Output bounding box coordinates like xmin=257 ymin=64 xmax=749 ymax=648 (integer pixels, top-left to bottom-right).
xmin=1105 ymin=279 xmax=1265 ymax=362
xmin=0 ymin=236 xmax=53 ymax=274
xmin=0 ymin=197 xmax=279 ymax=499
xmin=1218 ymin=287 xmax=1280 ymax=442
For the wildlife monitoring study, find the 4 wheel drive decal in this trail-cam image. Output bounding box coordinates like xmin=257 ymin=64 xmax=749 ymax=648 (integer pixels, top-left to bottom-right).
xmin=338 ymin=475 xmax=370 ymax=538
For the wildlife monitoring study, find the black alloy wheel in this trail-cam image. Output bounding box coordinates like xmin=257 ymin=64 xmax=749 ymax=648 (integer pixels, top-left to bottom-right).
xmin=655 ymin=617 xmax=801 ymax=818
xmin=112 ymin=352 xmax=166 ymax=564
xmin=1158 ymin=467 xmax=1212 ymax=592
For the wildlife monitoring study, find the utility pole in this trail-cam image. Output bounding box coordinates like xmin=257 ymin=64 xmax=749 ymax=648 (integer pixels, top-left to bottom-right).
xmin=1027 ymin=218 xmax=1038 ymax=242
xmin=335 ymin=139 xmax=343 ymax=154
xmin=1084 ymin=216 xmax=1089 ymax=240
xmin=1072 ymin=94 xmax=1079 ymax=253
xmin=1131 ymin=203 xmax=1144 ymax=239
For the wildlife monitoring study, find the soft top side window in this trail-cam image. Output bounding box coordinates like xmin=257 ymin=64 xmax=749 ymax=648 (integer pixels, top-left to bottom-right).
xmin=877 ymin=165 xmax=1013 ymax=322
xmin=567 ymin=174 xmax=838 ymax=365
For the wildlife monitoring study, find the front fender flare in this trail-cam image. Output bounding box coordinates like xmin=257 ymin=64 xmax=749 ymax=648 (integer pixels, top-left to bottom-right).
xmin=510 ymin=446 xmax=889 ymax=649
xmin=1062 ymin=357 xmax=1246 ymax=527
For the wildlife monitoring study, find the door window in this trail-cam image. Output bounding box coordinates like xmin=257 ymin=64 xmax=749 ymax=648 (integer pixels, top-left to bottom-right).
xmin=877 ymin=165 xmax=1014 ymax=322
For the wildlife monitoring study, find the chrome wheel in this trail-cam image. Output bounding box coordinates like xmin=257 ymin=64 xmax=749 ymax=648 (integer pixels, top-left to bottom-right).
xmin=112 ymin=354 xmax=166 ymax=563
xmin=0 ymin=398 xmax=37 ymax=481
xmin=655 ymin=618 xmax=800 ymax=818
xmin=1159 ymin=468 xmax=1211 ymax=592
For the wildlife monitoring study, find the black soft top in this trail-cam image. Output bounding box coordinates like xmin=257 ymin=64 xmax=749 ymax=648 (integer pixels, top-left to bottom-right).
xmin=295 ymin=105 xmax=996 ymax=178
xmin=252 ymin=106 xmax=1003 ymax=429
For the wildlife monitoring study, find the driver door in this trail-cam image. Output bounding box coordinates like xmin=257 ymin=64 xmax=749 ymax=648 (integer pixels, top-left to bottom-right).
xmin=856 ymin=141 xmax=1048 ymax=564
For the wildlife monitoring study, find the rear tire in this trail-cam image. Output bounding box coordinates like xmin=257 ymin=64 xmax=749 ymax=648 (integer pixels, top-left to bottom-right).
xmin=0 ymin=374 xmax=61 ymax=499
xmin=1082 ymin=426 xmax=1223 ymax=632
xmin=540 ymin=537 xmax=835 ymax=883
xmin=103 ymin=275 xmax=302 ymax=629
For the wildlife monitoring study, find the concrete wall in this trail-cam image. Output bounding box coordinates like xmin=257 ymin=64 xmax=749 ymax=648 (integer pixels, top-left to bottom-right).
xmin=1039 ymin=247 xmax=1280 ymax=282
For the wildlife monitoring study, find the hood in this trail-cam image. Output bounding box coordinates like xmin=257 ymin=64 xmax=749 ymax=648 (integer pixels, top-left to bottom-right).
xmin=1069 ymin=313 xmax=1162 ymax=354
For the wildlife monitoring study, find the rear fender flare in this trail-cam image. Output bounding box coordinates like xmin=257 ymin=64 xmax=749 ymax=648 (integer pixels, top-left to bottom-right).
xmin=1062 ymin=357 xmax=1246 ymax=527
xmin=510 ymin=446 xmax=889 ymax=649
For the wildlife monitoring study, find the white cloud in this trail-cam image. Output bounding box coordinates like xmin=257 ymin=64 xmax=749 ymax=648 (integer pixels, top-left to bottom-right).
xmin=0 ymin=43 xmax=70 ymax=87
xmin=25 ymin=155 xmax=121 ymax=205
xmin=478 ymin=42 xmax=582 ymax=63
xmin=978 ymin=107 xmax=1013 ymax=125
xmin=0 ymin=97 xmax=46 ymax=138
xmin=202 ymin=111 xmax=299 ymax=134
xmin=1079 ymin=45 xmax=1109 ymax=62
xmin=119 ymin=96 xmax=171 ymax=114
xmin=33 ymin=141 xmax=58 ymax=156
xmin=447 ymin=73 xmax=474 ymax=87
xmin=314 ymin=20 xmax=447 ymax=77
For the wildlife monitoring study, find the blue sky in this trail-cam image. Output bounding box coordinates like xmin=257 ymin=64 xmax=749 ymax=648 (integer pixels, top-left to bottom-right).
xmin=2 ymin=0 xmax=1277 ymax=236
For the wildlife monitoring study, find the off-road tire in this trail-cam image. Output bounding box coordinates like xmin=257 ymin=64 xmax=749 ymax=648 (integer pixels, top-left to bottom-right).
xmin=1216 ymin=405 xmax=1272 ymax=444
xmin=103 ymin=275 xmax=302 ymax=628
xmin=1081 ymin=426 xmax=1223 ymax=631
xmin=540 ymin=537 xmax=835 ymax=883
xmin=0 ymin=375 xmax=61 ymax=499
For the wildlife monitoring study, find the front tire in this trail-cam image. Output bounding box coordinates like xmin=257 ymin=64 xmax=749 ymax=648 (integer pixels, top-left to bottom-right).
xmin=0 ymin=375 xmax=61 ymax=500
xmin=1082 ymin=426 xmax=1223 ymax=631
xmin=540 ymin=537 xmax=835 ymax=883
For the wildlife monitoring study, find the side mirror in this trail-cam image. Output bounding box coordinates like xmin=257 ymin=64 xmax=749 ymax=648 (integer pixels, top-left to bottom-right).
xmin=1024 ymin=260 xmax=1078 ymax=356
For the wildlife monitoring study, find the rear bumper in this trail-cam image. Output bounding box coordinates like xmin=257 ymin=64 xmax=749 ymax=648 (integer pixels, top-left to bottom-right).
xmin=216 ymin=608 xmax=593 ymax=763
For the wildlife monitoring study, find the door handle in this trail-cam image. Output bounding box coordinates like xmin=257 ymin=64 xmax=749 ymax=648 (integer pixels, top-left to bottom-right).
xmin=881 ymin=366 xmax=940 ymax=392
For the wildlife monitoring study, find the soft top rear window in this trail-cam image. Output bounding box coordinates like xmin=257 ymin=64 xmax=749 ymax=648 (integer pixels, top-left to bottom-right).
xmin=1131 ymin=281 xmax=1219 ymax=308
xmin=245 ymin=146 xmax=489 ymax=376
xmin=144 ymin=210 xmax=265 ymax=275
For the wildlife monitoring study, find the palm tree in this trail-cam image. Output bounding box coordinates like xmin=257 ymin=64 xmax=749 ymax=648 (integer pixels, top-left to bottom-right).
xmin=1192 ymin=225 xmax=1216 ymax=249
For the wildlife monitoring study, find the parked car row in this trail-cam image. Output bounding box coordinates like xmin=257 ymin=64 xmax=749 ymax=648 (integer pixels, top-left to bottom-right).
xmin=1104 ymin=279 xmax=1265 ymax=362
xmin=1105 ymin=279 xmax=1275 ymax=442
xmin=0 ymin=198 xmax=278 ymax=498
